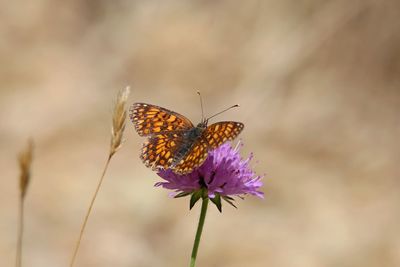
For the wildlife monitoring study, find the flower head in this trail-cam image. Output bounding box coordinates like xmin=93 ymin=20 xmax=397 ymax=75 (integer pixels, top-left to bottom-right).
xmin=155 ymin=142 xmax=264 ymax=211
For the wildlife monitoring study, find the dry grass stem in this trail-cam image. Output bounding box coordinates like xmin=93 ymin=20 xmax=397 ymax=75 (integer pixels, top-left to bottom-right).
xmin=16 ymin=139 xmax=34 ymax=267
xmin=70 ymin=87 xmax=130 ymax=267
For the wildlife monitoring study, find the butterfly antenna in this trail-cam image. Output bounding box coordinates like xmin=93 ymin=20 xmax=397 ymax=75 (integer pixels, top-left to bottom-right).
xmin=197 ymin=91 xmax=205 ymax=122
xmin=206 ymin=104 xmax=239 ymax=121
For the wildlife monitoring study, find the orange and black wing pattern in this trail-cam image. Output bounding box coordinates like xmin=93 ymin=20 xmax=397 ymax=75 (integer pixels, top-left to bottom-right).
xmin=173 ymin=138 xmax=209 ymax=174
xmin=203 ymin=121 xmax=244 ymax=149
xmin=140 ymin=132 xmax=184 ymax=171
xmin=129 ymin=103 xmax=193 ymax=136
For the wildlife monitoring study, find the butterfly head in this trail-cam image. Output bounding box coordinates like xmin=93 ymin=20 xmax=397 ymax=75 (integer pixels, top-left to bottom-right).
xmin=196 ymin=119 xmax=208 ymax=130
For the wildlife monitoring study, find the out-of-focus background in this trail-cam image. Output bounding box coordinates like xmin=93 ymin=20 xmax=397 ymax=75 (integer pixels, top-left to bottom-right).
xmin=1 ymin=1 xmax=399 ymax=266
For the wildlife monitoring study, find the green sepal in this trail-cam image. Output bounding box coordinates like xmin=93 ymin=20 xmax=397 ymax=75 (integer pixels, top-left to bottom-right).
xmin=174 ymin=191 xmax=192 ymax=198
xmin=222 ymin=196 xmax=237 ymax=209
xmin=210 ymin=193 xmax=222 ymax=212
xmin=190 ymin=190 xmax=203 ymax=210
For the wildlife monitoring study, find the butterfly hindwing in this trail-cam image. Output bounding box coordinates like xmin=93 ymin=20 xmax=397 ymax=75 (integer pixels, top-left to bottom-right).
xmin=140 ymin=132 xmax=185 ymax=170
xmin=130 ymin=103 xmax=194 ymax=136
xmin=173 ymin=137 xmax=209 ymax=174
xmin=203 ymin=121 xmax=244 ymax=149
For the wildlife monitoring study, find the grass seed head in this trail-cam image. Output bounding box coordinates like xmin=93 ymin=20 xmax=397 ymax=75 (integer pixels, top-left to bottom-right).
xmin=110 ymin=86 xmax=130 ymax=157
xmin=18 ymin=139 xmax=34 ymax=199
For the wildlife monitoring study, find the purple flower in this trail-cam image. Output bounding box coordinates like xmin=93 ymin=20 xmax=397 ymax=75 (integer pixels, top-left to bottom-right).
xmin=155 ymin=142 xmax=264 ymax=211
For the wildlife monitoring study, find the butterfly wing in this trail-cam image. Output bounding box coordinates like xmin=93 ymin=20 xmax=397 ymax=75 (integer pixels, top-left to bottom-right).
xmin=203 ymin=121 xmax=244 ymax=149
xmin=141 ymin=132 xmax=185 ymax=171
xmin=172 ymin=137 xmax=209 ymax=174
xmin=130 ymin=103 xmax=194 ymax=136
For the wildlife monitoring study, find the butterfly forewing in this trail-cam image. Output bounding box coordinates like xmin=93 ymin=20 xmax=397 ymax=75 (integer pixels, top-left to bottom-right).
xmin=130 ymin=103 xmax=193 ymax=136
xmin=203 ymin=121 xmax=244 ymax=149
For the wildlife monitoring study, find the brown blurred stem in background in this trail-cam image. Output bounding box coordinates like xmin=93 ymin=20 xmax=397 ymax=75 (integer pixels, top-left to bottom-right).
xmin=70 ymin=87 xmax=130 ymax=267
xmin=16 ymin=139 xmax=34 ymax=267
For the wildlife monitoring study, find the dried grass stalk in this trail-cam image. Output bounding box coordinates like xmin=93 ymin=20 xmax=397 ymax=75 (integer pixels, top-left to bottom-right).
xmin=70 ymin=86 xmax=130 ymax=267
xmin=16 ymin=139 xmax=34 ymax=267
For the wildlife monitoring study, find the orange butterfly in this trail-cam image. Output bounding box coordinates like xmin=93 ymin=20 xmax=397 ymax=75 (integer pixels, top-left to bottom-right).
xmin=129 ymin=97 xmax=244 ymax=174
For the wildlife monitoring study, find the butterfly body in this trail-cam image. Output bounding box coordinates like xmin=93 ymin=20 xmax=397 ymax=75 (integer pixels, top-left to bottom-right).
xmin=130 ymin=103 xmax=244 ymax=174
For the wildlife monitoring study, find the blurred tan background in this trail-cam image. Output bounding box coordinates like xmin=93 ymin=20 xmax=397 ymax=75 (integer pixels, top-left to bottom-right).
xmin=1 ymin=1 xmax=399 ymax=266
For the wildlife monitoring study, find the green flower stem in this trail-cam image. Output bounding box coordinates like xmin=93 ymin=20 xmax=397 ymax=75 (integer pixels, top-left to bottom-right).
xmin=190 ymin=197 xmax=209 ymax=267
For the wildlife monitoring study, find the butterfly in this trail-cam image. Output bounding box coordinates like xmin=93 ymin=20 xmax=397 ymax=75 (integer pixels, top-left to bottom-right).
xmin=129 ymin=102 xmax=244 ymax=174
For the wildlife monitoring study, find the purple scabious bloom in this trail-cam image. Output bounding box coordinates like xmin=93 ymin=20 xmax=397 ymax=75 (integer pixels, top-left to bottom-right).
xmin=155 ymin=142 xmax=264 ymax=210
